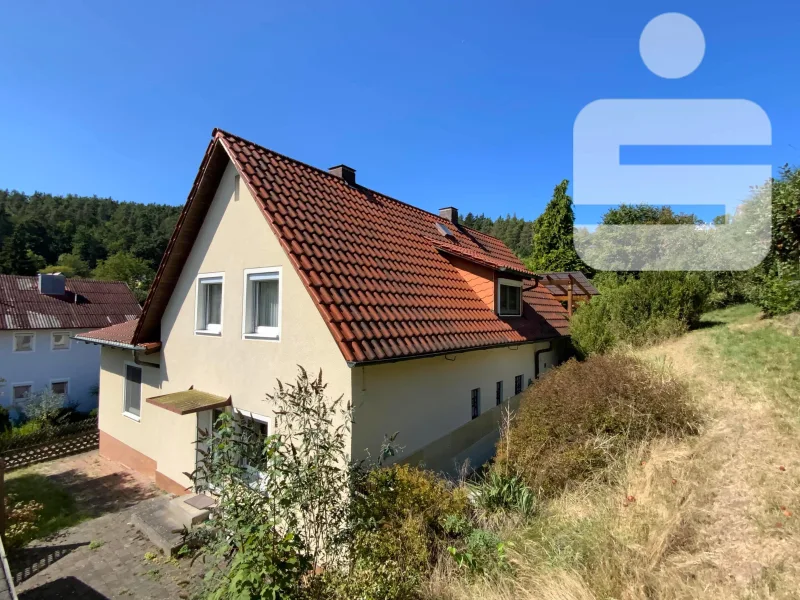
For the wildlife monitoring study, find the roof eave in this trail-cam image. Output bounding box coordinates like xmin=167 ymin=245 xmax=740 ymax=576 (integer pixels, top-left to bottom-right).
xmin=72 ymin=335 xmax=161 ymax=354
xmin=345 ymin=334 xmax=569 ymax=368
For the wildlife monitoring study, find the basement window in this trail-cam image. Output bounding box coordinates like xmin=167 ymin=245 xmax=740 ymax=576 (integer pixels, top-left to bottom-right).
xmin=243 ymin=267 xmax=281 ymax=340
xmin=497 ymin=278 xmax=523 ymax=317
xmin=515 ymin=375 xmax=523 ymax=395
xmin=471 ymin=388 xmax=480 ymax=420
xmin=496 ymin=381 xmax=503 ymax=406
xmin=196 ymin=274 xmax=224 ymax=335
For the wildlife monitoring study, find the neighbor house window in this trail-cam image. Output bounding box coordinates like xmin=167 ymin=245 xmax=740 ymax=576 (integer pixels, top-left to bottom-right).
xmin=12 ymin=384 xmax=32 ymax=402
xmin=123 ymin=364 xmax=142 ymax=420
xmin=497 ymin=278 xmax=523 ymax=317
xmin=51 ymin=331 xmax=71 ymax=351
xmin=514 ymin=375 xmax=523 ymax=395
xmin=13 ymin=332 xmax=35 ymax=353
xmin=496 ymin=381 xmax=503 ymax=406
xmin=471 ymin=388 xmax=480 ymax=420
xmin=243 ymin=268 xmax=281 ymax=339
xmin=51 ymin=380 xmax=69 ymax=399
xmin=196 ymin=274 xmax=224 ymax=334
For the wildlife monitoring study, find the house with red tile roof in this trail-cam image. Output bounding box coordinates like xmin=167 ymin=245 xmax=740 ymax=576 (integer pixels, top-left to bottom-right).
xmin=0 ymin=274 xmax=141 ymax=413
xmin=75 ymin=129 xmax=571 ymax=492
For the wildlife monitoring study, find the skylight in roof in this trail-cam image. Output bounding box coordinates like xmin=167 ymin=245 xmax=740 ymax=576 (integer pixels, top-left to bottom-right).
xmin=436 ymin=222 xmax=454 ymax=238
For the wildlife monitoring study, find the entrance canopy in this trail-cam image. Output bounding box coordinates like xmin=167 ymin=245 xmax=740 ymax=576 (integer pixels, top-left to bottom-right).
xmin=146 ymin=387 xmax=231 ymax=416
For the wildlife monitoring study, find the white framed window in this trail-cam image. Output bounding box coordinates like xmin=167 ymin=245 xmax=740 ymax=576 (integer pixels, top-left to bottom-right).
xmin=497 ymin=278 xmax=523 ymax=317
xmin=51 ymin=379 xmax=69 ymax=399
xmin=195 ymin=273 xmax=224 ymax=335
xmin=242 ymin=267 xmax=281 ymax=340
xmin=13 ymin=332 xmax=35 ymax=353
xmin=51 ymin=331 xmax=71 ymax=351
xmin=12 ymin=383 xmax=32 ymax=403
xmin=234 ymin=409 xmax=271 ymax=480
xmin=123 ymin=363 xmax=142 ymax=421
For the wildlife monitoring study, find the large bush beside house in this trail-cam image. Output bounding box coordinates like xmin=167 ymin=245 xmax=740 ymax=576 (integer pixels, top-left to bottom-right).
xmin=494 ymin=354 xmax=698 ymax=497
xmin=569 ymin=272 xmax=710 ymax=355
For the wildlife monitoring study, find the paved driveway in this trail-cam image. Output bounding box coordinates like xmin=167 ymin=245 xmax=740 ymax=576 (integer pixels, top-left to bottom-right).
xmin=7 ymin=452 xmax=206 ymax=599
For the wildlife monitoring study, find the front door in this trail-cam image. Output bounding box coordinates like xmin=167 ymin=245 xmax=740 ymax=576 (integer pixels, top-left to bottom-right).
xmin=195 ymin=408 xmax=224 ymax=489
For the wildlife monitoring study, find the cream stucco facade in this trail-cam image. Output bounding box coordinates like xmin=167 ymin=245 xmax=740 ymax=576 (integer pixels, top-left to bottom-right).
xmin=95 ymin=157 xmax=564 ymax=492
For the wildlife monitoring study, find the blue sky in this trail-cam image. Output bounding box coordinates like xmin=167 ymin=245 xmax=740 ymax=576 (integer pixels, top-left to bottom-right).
xmin=0 ymin=0 xmax=797 ymax=224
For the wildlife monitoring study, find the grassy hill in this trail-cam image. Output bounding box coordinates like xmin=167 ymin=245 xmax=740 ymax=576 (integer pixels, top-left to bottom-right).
xmin=431 ymin=305 xmax=800 ymax=600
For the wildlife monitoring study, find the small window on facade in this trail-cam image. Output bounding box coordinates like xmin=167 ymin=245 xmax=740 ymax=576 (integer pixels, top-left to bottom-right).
xmin=498 ymin=278 xmax=523 ymax=317
xmin=124 ymin=364 xmax=142 ymax=419
xmin=51 ymin=331 xmax=71 ymax=351
xmin=244 ymin=268 xmax=280 ymax=339
xmin=196 ymin=275 xmax=223 ymax=334
xmin=12 ymin=385 xmax=31 ymax=402
xmin=13 ymin=332 xmax=35 ymax=353
xmin=51 ymin=380 xmax=69 ymax=398
xmin=515 ymin=374 xmax=523 ymax=395
xmin=471 ymin=388 xmax=480 ymax=420
xmin=496 ymin=381 xmax=503 ymax=405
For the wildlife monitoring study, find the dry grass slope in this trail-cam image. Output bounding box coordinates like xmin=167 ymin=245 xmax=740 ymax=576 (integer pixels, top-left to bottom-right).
xmin=428 ymin=305 xmax=800 ymax=600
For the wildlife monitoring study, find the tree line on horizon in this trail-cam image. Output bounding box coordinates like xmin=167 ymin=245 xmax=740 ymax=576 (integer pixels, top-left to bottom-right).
xmin=0 ymin=190 xmax=180 ymax=302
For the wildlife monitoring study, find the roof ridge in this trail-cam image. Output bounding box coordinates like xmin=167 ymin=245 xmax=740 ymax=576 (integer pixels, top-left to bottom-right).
xmin=212 ymin=128 xmax=512 ymax=248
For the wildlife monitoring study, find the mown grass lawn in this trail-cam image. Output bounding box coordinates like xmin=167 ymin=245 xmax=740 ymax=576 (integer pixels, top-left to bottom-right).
xmin=703 ymin=305 xmax=800 ymax=410
xmin=5 ymin=470 xmax=88 ymax=546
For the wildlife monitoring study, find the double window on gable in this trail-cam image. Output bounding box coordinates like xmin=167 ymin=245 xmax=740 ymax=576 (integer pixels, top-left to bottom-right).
xmin=194 ymin=268 xmax=281 ymax=340
xmin=497 ymin=278 xmax=522 ymax=317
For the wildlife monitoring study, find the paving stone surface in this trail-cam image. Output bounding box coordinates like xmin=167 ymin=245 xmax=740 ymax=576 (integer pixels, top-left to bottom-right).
xmin=6 ymin=452 xmax=207 ymax=599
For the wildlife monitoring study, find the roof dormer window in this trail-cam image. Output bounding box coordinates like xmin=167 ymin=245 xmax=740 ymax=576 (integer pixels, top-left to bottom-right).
xmin=497 ymin=278 xmax=523 ymax=317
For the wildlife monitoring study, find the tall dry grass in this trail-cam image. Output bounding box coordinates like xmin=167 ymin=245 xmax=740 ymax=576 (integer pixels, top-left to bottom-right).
xmin=425 ymin=307 xmax=800 ymax=600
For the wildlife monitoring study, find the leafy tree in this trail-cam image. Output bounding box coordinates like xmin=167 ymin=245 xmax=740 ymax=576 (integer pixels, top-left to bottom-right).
xmin=41 ymin=253 xmax=91 ymax=278
xmin=526 ymin=180 xmax=591 ymax=274
xmin=0 ymin=207 xmax=11 ymax=248
xmin=602 ymin=204 xmax=700 ymax=225
xmin=0 ymin=224 xmax=38 ymax=275
xmin=92 ymin=252 xmax=154 ymax=302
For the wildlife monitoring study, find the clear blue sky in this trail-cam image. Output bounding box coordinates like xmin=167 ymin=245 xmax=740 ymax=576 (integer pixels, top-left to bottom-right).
xmin=1 ymin=0 xmax=798 ymax=224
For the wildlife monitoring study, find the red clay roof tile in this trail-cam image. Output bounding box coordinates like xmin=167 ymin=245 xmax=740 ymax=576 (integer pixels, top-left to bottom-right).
xmin=131 ymin=129 xmax=570 ymax=363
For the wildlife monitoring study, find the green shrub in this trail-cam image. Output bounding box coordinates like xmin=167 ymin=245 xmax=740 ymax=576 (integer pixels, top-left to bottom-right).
xmin=495 ymin=354 xmax=698 ymax=496
xmin=570 ymin=272 xmax=709 ymax=355
xmin=750 ymin=265 xmax=800 ymax=317
xmin=0 ymin=407 xmax=11 ymax=434
xmin=344 ymin=464 xmax=470 ymax=599
xmin=448 ymin=528 xmax=511 ymax=576
xmin=468 ymin=470 xmax=537 ymax=517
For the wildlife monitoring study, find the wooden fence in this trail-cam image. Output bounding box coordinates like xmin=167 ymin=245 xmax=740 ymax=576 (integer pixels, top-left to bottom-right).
xmin=0 ymin=418 xmax=99 ymax=471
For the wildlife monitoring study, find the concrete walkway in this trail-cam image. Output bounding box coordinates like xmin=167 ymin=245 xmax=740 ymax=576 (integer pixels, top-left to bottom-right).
xmin=6 ymin=452 xmax=207 ymax=599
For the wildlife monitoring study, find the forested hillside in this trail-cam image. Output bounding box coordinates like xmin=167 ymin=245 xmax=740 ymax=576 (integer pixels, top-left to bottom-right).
xmin=460 ymin=212 xmax=535 ymax=258
xmin=0 ymin=190 xmax=181 ymax=301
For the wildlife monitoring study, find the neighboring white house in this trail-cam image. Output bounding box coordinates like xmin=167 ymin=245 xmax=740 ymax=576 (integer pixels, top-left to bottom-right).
xmin=76 ymin=129 xmax=572 ymax=495
xmin=0 ymin=274 xmax=141 ymax=413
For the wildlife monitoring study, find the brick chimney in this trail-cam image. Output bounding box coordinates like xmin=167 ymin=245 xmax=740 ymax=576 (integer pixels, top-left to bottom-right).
xmin=439 ymin=207 xmax=458 ymax=224
xmin=328 ymin=164 xmax=356 ymax=185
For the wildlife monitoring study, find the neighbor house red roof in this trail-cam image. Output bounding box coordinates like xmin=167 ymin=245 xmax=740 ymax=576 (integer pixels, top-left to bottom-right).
xmin=0 ymin=275 xmax=141 ymax=331
xmin=130 ymin=129 xmax=569 ymax=364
